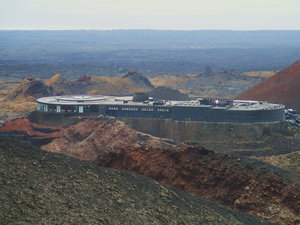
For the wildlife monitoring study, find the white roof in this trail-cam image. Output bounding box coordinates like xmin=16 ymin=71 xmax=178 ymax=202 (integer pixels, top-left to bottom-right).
xmin=36 ymin=95 xmax=285 ymax=111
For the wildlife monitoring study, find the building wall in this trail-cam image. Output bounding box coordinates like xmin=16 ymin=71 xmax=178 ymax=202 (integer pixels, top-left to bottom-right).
xmin=36 ymin=102 xmax=285 ymax=123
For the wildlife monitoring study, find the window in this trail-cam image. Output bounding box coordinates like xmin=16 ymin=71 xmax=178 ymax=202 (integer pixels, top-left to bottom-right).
xmin=48 ymin=104 xmax=56 ymax=112
xmin=121 ymin=107 xmax=139 ymax=111
xmin=142 ymin=108 xmax=154 ymax=112
xmin=108 ymin=107 xmax=119 ymax=111
xmin=157 ymin=108 xmax=169 ymax=112
xmin=38 ymin=103 xmax=48 ymax=112
xmin=61 ymin=105 xmax=76 ymax=113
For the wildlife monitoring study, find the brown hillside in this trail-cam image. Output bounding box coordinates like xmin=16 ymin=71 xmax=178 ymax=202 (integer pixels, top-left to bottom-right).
xmin=0 ymin=118 xmax=174 ymax=152
xmin=45 ymin=71 xmax=154 ymax=96
xmin=236 ymin=60 xmax=300 ymax=111
xmin=45 ymin=73 xmax=73 ymax=95
xmin=42 ymin=119 xmax=175 ymax=161
xmin=5 ymin=71 xmax=154 ymax=102
xmin=44 ymin=73 xmax=62 ymax=86
xmin=5 ymin=77 xmax=52 ymax=101
xmin=87 ymin=71 xmax=154 ymax=95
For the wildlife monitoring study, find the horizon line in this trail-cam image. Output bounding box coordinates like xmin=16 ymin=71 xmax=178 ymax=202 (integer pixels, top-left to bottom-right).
xmin=1 ymin=28 xmax=300 ymax=31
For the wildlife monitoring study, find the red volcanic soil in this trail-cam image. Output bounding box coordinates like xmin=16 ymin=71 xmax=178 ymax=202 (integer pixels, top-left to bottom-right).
xmin=236 ymin=60 xmax=300 ymax=112
xmin=0 ymin=118 xmax=175 ymax=158
xmin=42 ymin=119 xmax=175 ymax=161
xmin=95 ymin=146 xmax=300 ymax=225
xmin=0 ymin=118 xmax=61 ymax=145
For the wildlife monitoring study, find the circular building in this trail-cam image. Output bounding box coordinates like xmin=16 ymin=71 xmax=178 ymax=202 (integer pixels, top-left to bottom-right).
xmin=37 ymin=95 xmax=109 ymax=113
xmin=36 ymin=95 xmax=285 ymax=123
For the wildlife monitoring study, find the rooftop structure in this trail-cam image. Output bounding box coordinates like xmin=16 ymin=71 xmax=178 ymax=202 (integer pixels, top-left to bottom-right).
xmin=36 ymin=95 xmax=285 ymax=123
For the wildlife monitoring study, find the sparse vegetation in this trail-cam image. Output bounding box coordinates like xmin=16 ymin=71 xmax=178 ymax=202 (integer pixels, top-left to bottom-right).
xmin=257 ymin=152 xmax=300 ymax=176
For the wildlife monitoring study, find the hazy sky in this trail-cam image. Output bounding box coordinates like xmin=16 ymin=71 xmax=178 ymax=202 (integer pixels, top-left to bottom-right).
xmin=1 ymin=0 xmax=300 ymax=30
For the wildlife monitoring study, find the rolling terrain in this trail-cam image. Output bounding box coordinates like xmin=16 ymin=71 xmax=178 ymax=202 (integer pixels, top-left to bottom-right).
xmin=1 ymin=116 xmax=299 ymax=224
xmin=150 ymin=67 xmax=265 ymax=97
xmin=5 ymin=71 xmax=154 ymax=99
xmin=1 ymin=49 xmax=300 ymax=224
xmin=1 ymin=136 xmax=272 ymax=225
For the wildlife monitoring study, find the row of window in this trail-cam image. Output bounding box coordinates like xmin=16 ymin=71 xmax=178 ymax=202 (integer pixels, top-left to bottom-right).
xmin=157 ymin=108 xmax=170 ymax=112
xmin=37 ymin=104 xmax=99 ymax=113
xmin=141 ymin=108 xmax=154 ymax=112
xmin=108 ymin=106 xmax=170 ymax=112
xmin=121 ymin=107 xmax=139 ymax=111
xmin=108 ymin=107 xmax=118 ymax=111
xmin=38 ymin=104 xmax=171 ymax=113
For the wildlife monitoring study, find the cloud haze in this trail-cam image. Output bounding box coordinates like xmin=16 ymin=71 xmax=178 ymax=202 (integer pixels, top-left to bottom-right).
xmin=1 ymin=0 xmax=299 ymax=29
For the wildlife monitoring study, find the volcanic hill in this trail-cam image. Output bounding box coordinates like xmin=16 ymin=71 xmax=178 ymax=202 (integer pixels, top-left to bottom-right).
xmin=0 ymin=136 xmax=272 ymax=225
xmin=237 ymin=60 xmax=300 ymax=112
xmin=5 ymin=71 xmax=155 ymax=101
xmin=52 ymin=70 xmax=155 ymax=96
xmin=5 ymin=77 xmax=52 ymax=101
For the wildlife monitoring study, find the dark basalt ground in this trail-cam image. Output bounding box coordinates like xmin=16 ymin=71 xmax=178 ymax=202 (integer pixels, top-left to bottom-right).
xmin=0 ymin=136 xmax=273 ymax=225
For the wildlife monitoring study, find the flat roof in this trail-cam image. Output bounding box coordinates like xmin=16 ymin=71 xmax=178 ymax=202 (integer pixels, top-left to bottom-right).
xmin=37 ymin=95 xmax=285 ymax=111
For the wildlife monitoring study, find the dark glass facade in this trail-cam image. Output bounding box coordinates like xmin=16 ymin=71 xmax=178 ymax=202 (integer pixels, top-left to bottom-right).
xmin=36 ymin=102 xmax=285 ymax=123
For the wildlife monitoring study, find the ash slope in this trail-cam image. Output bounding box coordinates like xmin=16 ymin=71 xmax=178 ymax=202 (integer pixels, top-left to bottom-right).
xmin=0 ymin=136 xmax=271 ymax=225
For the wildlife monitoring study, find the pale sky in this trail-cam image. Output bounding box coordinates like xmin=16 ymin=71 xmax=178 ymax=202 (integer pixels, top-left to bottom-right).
xmin=1 ymin=0 xmax=300 ymax=30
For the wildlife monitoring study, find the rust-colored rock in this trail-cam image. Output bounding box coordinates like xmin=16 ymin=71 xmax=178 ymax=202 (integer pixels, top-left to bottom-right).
xmin=0 ymin=118 xmax=61 ymax=145
xmin=95 ymin=146 xmax=300 ymax=225
xmin=236 ymin=60 xmax=300 ymax=112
